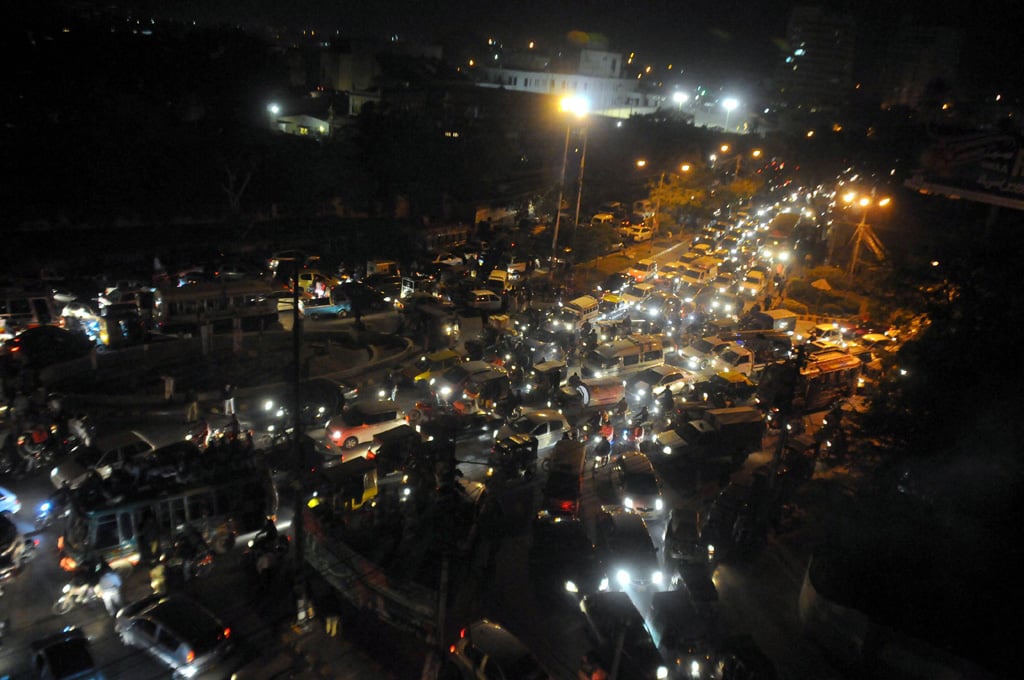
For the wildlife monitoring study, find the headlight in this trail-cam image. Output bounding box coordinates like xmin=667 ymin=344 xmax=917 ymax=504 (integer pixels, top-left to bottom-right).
xmin=652 ymin=570 xmax=664 ymax=585
xmin=599 ymin=577 xmax=609 ymax=591
xmin=264 ymin=400 xmax=274 ymax=411
xmin=655 ymin=498 xmax=664 ymax=511
xmin=440 ymin=386 xmax=451 ymax=397
xmin=688 ymin=660 xmax=700 ymax=678
xmin=623 ymin=497 xmax=634 ymax=509
xmin=663 ymin=445 xmax=672 ymax=455
xmin=616 ymin=569 xmax=631 ymax=587
xmin=564 ymin=580 xmax=579 ymax=593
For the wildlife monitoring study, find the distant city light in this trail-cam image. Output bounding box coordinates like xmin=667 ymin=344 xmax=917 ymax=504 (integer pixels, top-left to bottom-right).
xmin=267 ymin=103 xmax=280 ymax=115
xmin=722 ymin=98 xmax=738 ymax=112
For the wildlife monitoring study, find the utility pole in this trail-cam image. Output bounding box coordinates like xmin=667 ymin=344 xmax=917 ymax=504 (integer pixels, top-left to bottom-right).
xmin=551 ymin=124 xmax=571 ymax=279
xmin=572 ymin=127 xmax=589 ymax=242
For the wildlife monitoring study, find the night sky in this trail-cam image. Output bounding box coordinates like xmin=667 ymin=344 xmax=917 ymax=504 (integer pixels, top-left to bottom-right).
xmin=126 ymin=0 xmax=1019 ymax=96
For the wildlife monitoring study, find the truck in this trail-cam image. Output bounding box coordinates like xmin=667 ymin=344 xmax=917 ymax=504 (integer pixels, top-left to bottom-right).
xmin=652 ymin=406 xmax=764 ymax=466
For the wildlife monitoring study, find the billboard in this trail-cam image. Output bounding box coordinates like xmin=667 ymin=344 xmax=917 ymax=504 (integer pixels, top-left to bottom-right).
xmin=905 ymin=133 xmax=1024 ymax=210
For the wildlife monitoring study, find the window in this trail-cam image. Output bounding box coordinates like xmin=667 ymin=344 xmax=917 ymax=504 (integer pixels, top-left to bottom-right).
xmin=623 ymin=354 xmax=640 ymax=367
xmin=94 ymin=514 xmax=120 ymax=550
xmin=132 ymin=618 xmax=158 ymax=640
xmin=156 ymin=627 xmax=180 ymax=652
xmin=643 ymin=350 xmax=663 ymax=362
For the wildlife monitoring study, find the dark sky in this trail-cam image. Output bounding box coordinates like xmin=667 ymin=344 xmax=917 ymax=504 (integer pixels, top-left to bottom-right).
xmin=133 ymin=1 xmax=1020 ymax=95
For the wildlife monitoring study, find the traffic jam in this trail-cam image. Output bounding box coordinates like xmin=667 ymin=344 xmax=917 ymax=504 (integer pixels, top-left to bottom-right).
xmin=0 ymin=195 xmax=898 ymax=679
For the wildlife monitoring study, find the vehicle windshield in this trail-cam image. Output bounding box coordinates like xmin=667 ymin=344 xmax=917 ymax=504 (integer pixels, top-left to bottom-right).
xmin=586 ymin=351 xmax=618 ymax=369
xmin=414 ymin=355 xmax=434 ymax=371
xmin=624 ymin=472 xmax=659 ymax=495
xmin=691 ymin=339 xmax=715 ymax=354
xmin=624 ymin=285 xmax=647 ymax=298
xmin=720 ymin=350 xmax=741 ymax=364
xmin=441 ymin=365 xmax=472 ymax=384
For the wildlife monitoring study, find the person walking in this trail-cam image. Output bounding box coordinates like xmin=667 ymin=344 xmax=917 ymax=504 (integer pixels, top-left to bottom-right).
xmin=221 ymin=384 xmax=235 ymax=416
xmin=97 ymin=564 xmax=123 ymax=616
xmin=184 ymin=387 xmax=199 ymax=424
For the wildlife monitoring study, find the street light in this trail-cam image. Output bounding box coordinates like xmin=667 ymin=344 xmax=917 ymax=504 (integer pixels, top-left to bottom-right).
xmin=266 ymin=103 xmax=280 ymax=131
xmin=552 ymin=96 xmax=589 ymax=276
xmin=722 ymin=97 xmax=738 ymax=131
xmin=838 ymin=192 xmax=891 ymax=278
xmin=672 ymin=91 xmax=688 ymax=111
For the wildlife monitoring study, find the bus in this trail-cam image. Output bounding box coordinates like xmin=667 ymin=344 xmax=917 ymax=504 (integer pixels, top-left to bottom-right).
xmin=156 ymin=279 xmax=281 ymax=333
xmin=58 ymin=459 xmax=278 ymax=572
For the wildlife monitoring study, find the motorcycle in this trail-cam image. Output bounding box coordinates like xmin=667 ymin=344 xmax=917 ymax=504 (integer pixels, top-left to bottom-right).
xmin=35 ymin=494 xmax=71 ymax=531
xmin=170 ymin=526 xmax=214 ymax=581
xmin=0 ymin=533 xmax=38 ymax=581
xmin=52 ymin=579 xmax=102 ymax=615
xmin=244 ymin=530 xmax=290 ymax=584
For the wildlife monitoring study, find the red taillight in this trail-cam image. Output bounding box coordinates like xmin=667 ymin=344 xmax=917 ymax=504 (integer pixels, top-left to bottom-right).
xmin=223 ymin=627 xmax=231 ymax=639
xmin=186 ymin=650 xmax=195 ymax=664
xmin=459 ymin=627 xmax=467 ymax=639
xmin=449 ymin=644 xmax=456 ymax=654
xmin=365 ymin=450 xmax=375 ymax=460
xmin=559 ymin=500 xmax=576 ymax=513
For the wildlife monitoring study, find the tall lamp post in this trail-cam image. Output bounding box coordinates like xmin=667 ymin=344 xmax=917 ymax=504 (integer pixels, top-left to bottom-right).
xmin=839 ymin=192 xmax=891 ymax=279
xmin=722 ymin=97 xmax=738 ymax=132
xmin=551 ymin=95 xmax=589 ymax=276
xmin=572 ymin=126 xmax=589 ymax=241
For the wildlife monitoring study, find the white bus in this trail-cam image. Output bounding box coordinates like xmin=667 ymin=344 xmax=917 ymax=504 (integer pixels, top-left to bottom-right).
xmin=156 ymin=280 xmax=280 ymax=333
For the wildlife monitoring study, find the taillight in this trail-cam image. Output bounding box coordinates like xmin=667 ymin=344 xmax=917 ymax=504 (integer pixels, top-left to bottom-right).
xmin=186 ymin=650 xmax=195 ymax=664
xmin=459 ymin=627 xmax=467 ymax=639
xmin=559 ymin=500 xmax=576 ymax=513
xmin=366 ymin=450 xmax=375 ymax=460
xmin=223 ymin=627 xmax=231 ymax=639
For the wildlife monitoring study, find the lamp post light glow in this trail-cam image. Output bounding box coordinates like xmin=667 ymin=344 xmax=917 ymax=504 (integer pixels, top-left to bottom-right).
xmin=552 ymin=96 xmax=589 ymax=278
xmin=672 ymin=91 xmax=688 ymax=111
xmin=722 ymin=97 xmax=738 ymax=131
xmin=266 ymin=102 xmax=280 ymax=130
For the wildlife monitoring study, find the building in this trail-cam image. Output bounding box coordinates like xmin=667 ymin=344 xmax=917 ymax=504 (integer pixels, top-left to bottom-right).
xmin=776 ymin=6 xmax=856 ymax=113
xmin=476 ymin=47 xmax=661 ymax=118
xmin=877 ymin=22 xmax=962 ymax=113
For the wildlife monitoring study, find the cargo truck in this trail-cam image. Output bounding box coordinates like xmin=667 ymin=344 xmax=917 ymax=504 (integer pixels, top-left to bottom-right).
xmin=652 ymin=406 xmax=764 ymax=466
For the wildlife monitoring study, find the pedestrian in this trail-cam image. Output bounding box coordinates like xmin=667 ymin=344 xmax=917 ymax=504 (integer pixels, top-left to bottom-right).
xmin=97 ymin=564 xmax=123 ymax=616
xmin=185 ymin=387 xmax=199 ymax=424
xmin=221 ymin=384 xmax=235 ymax=416
xmin=321 ymin=589 xmax=342 ymax=638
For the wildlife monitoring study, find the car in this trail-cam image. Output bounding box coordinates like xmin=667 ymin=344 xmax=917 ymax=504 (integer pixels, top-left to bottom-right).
xmin=0 ymin=486 xmax=21 ymax=515
xmin=608 ymin=452 xmax=665 ymax=519
xmin=432 ymin=360 xmax=498 ymax=402
xmin=739 ymin=270 xmax=767 ymax=297
xmin=324 ymin=400 xmax=407 ymax=450
xmin=527 ymin=517 xmax=605 ymax=602
xmin=647 ymin=590 xmax=714 ymax=680
xmin=2 ymin=326 xmax=93 ymax=368
xmin=403 ymin=349 xmax=464 ymax=386
xmin=627 ymin=259 xmax=658 ymax=282
xmin=674 ymin=562 xmax=720 ymax=623
xmin=31 ymin=627 xmax=106 ymax=680
xmin=114 ymin=593 xmax=241 ymax=679
xmin=662 ymin=508 xmax=708 ymax=564
xmin=659 ymin=261 xmax=688 ymax=283
xmin=49 ymin=431 xmax=157 ymax=490
xmin=627 ymin=365 xmax=692 ymax=403
xmin=444 ymin=619 xmax=550 ymax=679
xmin=630 ymin=226 xmax=654 ymax=242
xmin=596 ymin=272 xmax=632 ymax=295
xmin=466 ymin=289 xmax=503 ymax=313
xmin=303 ymin=294 xmax=353 ymax=320
xmin=678 ymin=336 xmax=729 ymax=372
xmin=621 ymin=282 xmax=656 ymax=307
xmin=432 ymin=252 xmax=464 ymax=267
xmin=496 ymin=410 xmax=570 ymax=450
xmin=593 ymin=508 xmax=663 ymax=590
xmin=578 ymin=591 xmax=670 ymax=680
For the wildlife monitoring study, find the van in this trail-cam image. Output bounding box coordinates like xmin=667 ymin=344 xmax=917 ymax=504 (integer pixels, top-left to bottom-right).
xmin=591 ymin=213 xmax=616 ymax=226
xmin=538 ymin=439 xmax=587 ymax=521
xmin=582 ymin=334 xmax=664 ymax=379
xmin=486 ymin=269 xmax=513 ymax=294
xmin=50 ymin=431 xmax=157 ymax=490
xmin=564 ymin=295 xmax=600 ymax=328
xmin=0 ymin=289 xmax=59 ymax=337
xmin=680 ymin=256 xmax=720 ymax=286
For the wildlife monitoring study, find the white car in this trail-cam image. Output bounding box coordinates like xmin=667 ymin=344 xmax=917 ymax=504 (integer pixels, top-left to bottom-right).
xmin=497 ymin=410 xmax=570 ymax=450
xmin=0 ymin=487 xmax=21 ymax=515
xmin=627 ymin=366 xmax=692 ymax=403
xmin=631 ymin=226 xmax=654 ymax=242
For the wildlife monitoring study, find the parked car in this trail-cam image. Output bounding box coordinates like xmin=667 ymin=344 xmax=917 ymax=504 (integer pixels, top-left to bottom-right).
xmin=444 ymin=619 xmax=550 ymax=679
xmin=114 ymin=593 xmax=242 ymax=679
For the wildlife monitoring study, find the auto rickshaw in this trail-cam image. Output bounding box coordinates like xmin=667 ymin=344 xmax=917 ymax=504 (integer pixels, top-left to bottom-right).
xmin=486 ymin=434 xmax=538 ymax=481
xmin=523 ymin=360 xmax=567 ymax=403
